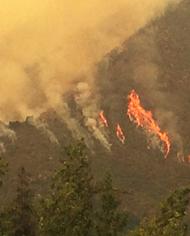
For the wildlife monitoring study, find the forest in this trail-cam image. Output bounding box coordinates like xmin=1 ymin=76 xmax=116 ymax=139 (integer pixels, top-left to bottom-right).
xmin=0 ymin=140 xmax=189 ymax=236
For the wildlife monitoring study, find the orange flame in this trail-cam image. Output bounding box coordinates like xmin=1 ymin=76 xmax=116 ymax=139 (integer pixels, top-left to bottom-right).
xmin=99 ymin=110 xmax=108 ymax=127
xmin=116 ymin=123 xmax=125 ymax=144
xmin=127 ymin=90 xmax=170 ymax=158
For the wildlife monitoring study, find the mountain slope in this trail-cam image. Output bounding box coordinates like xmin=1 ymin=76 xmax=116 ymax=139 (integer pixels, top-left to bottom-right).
xmin=1 ymin=0 xmax=190 ymax=221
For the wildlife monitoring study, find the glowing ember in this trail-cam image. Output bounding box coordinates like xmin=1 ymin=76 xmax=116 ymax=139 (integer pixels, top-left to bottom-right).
xmin=99 ymin=111 xmax=108 ymax=127
xmin=116 ymin=123 xmax=125 ymax=144
xmin=127 ymin=90 xmax=171 ymax=158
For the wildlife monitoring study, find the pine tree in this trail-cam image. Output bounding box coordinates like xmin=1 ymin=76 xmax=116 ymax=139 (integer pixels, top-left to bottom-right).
xmin=129 ymin=188 xmax=190 ymax=236
xmin=39 ymin=140 xmax=94 ymax=236
xmin=95 ymin=173 xmax=128 ymax=236
xmin=0 ymin=156 xmax=8 ymax=235
xmin=0 ymin=167 xmax=36 ymax=236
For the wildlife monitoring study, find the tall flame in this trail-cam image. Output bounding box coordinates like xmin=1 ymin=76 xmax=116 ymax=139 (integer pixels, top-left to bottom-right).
xmin=127 ymin=90 xmax=170 ymax=158
xmin=116 ymin=123 xmax=125 ymax=144
xmin=99 ymin=111 xmax=108 ymax=127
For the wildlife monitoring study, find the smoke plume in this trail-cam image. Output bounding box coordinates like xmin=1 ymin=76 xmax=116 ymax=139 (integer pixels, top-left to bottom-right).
xmin=0 ymin=0 xmax=181 ymax=144
xmin=0 ymin=122 xmax=16 ymax=153
xmin=75 ymin=82 xmax=111 ymax=150
xmin=26 ymin=116 xmax=59 ymax=145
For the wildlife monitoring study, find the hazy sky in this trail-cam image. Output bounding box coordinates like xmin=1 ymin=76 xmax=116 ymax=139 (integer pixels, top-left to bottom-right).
xmin=0 ymin=0 xmax=180 ymax=122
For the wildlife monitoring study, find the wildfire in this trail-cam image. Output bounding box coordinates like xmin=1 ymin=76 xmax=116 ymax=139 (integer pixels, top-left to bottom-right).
xmin=116 ymin=123 xmax=125 ymax=144
xmin=127 ymin=90 xmax=171 ymax=158
xmin=99 ymin=111 xmax=108 ymax=127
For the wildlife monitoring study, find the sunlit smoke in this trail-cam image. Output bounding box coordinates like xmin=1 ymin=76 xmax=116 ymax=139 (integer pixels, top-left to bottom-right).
xmin=0 ymin=122 xmax=16 ymax=153
xmin=0 ymin=0 xmax=181 ymax=146
xmin=26 ymin=116 xmax=59 ymax=145
xmin=0 ymin=122 xmax=16 ymax=141
xmin=0 ymin=0 xmax=180 ymax=121
xmin=75 ymin=82 xmax=110 ymax=149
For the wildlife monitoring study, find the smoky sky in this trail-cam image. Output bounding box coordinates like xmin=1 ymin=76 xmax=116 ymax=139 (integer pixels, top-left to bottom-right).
xmin=0 ymin=0 xmax=180 ymax=122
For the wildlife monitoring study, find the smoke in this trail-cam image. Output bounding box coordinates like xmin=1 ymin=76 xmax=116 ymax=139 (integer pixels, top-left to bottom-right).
xmin=0 ymin=0 xmax=181 ymax=145
xmin=75 ymin=82 xmax=111 ymax=150
xmin=0 ymin=122 xmax=16 ymax=153
xmin=26 ymin=116 xmax=59 ymax=145
xmin=0 ymin=143 xmax=6 ymax=155
xmin=55 ymin=101 xmax=94 ymax=148
xmin=0 ymin=122 xmax=16 ymax=142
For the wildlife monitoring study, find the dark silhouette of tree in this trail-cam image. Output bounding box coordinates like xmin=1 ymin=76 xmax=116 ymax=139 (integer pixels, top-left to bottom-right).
xmin=95 ymin=173 xmax=128 ymax=236
xmin=129 ymin=188 xmax=190 ymax=236
xmin=1 ymin=141 xmax=188 ymax=236
xmin=0 ymin=167 xmax=37 ymax=236
xmin=39 ymin=140 xmax=129 ymax=236
xmin=39 ymin=140 xmax=94 ymax=236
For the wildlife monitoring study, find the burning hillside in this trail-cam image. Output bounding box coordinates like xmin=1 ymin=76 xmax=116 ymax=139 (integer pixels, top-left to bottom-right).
xmin=127 ymin=90 xmax=170 ymax=158
xmin=1 ymin=0 xmax=190 ymax=221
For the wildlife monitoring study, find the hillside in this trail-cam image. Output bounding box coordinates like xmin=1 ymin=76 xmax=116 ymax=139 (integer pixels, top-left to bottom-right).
xmin=1 ymin=0 xmax=190 ymax=223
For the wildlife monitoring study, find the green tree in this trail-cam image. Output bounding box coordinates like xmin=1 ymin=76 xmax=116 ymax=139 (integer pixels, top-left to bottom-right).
xmin=95 ymin=173 xmax=128 ymax=236
xmin=129 ymin=188 xmax=190 ymax=236
xmin=0 ymin=167 xmax=36 ymax=236
xmin=39 ymin=140 xmax=94 ymax=236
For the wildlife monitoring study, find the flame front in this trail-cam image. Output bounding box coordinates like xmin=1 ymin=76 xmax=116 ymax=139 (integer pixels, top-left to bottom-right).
xmin=116 ymin=123 xmax=125 ymax=144
xmin=127 ymin=90 xmax=170 ymax=158
xmin=99 ymin=111 xmax=108 ymax=127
